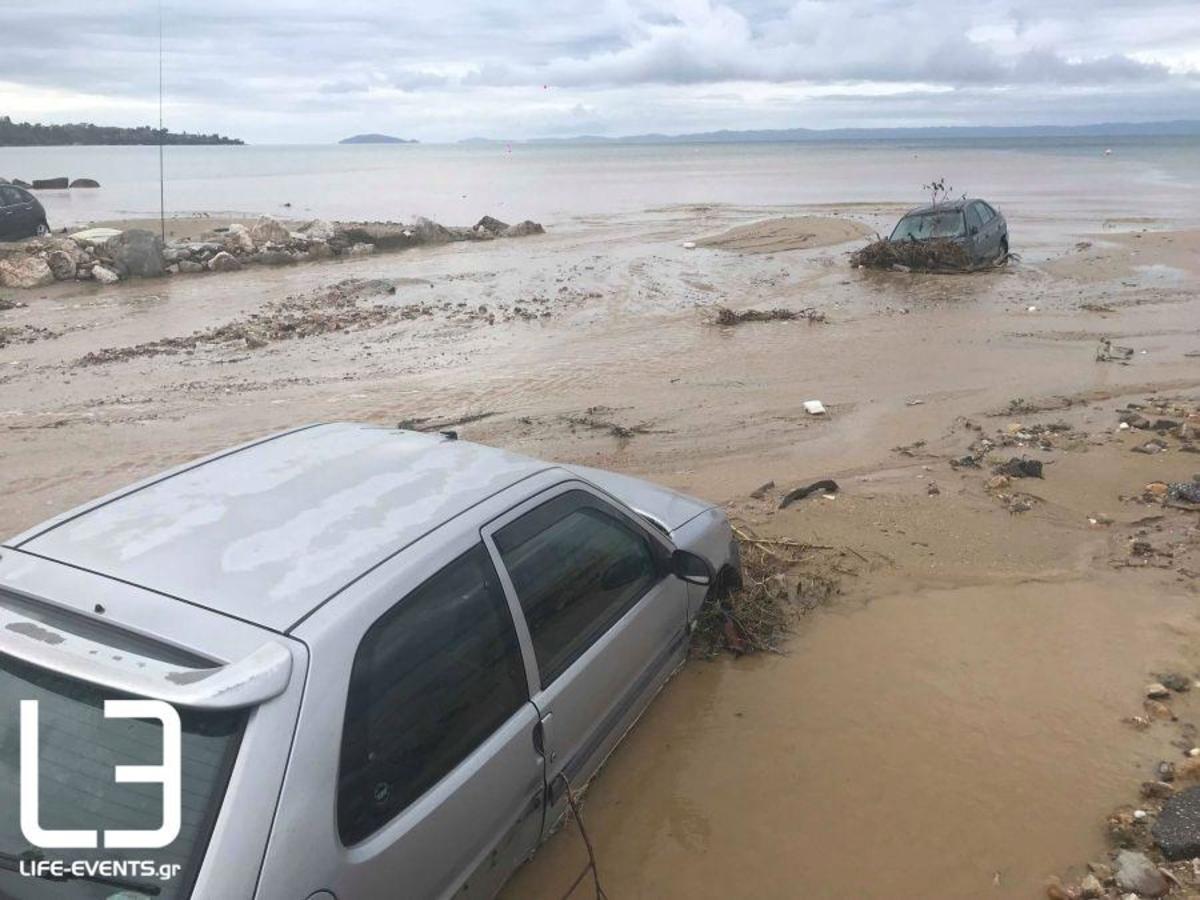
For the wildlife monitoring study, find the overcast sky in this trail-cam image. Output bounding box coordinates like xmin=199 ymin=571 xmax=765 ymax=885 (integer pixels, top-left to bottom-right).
xmin=2 ymin=0 xmax=1197 ymax=143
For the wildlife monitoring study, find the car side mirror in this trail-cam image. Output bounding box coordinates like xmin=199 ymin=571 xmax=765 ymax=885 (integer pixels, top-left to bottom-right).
xmin=671 ymin=549 xmax=712 ymax=586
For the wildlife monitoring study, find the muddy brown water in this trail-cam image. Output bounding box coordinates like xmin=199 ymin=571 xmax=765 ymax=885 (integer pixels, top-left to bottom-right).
xmin=4 ymin=200 xmax=1200 ymax=898
xmin=503 ymin=573 xmax=1200 ymax=899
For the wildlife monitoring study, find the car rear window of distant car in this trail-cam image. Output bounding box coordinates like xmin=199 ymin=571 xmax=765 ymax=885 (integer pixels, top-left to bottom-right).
xmin=0 ymin=654 xmax=246 ymax=900
xmin=338 ymin=544 xmax=529 ymax=846
xmin=890 ymin=210 xmax=965 ymax=241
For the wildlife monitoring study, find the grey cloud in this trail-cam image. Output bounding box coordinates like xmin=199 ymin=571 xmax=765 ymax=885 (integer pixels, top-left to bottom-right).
xmin=0 ymin=0 xmax=1196 ymax=142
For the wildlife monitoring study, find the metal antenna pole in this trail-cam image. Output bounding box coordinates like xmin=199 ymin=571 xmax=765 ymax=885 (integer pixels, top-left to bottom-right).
xmin=158 ymin=0 xmax=165 ymax=241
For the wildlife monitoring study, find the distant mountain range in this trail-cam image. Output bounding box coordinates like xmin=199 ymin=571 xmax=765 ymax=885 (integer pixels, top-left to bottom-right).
xmin=339 ymin=133 xmax=419 ymax=144
xmin=460 ymin=120 xmax=1200 ymax=146
xmin=0 ymin=116 xmax=242 ymax=147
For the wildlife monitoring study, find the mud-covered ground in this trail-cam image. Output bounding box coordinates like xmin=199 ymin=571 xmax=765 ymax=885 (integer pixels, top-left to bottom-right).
xmin=3 ymin=202 xmax=1200 ymax=898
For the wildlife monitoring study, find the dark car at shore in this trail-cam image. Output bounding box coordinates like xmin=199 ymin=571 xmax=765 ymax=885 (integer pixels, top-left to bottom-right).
xmin=889 ymin=198 xmax=1008 ymax=264
xmin=0 ymin=184 xmax=49 ymax=240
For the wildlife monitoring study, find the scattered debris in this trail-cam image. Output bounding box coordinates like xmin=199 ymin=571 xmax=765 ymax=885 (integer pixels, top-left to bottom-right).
xmin=1098 ymin=338 xmax=1135 ymax=363
xmin=750 ymin=481 xmax=775 ymax=500
xmin=75 ymin=278 xmax=415 ymax=365
xmin=779 ymin=480 xmax=839 ymax=508
xmin=994 ymin=457 xmax=1044 ymax=479
xmin=712 ymin=306 xmax=826 ymax=326
xmin=802 ymin=400 xmax=827 ymax=416
xmin=851 ymin=237 xmax=973 ymax=272
xmin=893 ymin=440 xmax=928 ymax=457
xmin=690 ymin=525 xmax=846 ymax=658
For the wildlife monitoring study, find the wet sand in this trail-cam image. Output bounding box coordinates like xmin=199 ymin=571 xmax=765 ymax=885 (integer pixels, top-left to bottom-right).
xmin=3 ymin=200 xmax=1200 ymax=897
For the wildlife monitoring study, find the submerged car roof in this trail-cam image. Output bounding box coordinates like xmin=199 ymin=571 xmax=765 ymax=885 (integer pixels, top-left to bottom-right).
xmin=903 ymin=199 xmax=983 ymax=216
xmin=11 ymin=423 xmax=551 ymax=631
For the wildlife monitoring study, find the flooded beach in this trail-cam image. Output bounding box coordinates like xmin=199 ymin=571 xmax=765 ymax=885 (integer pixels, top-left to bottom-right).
xmin=3 ymin=140 xmax=1200 ymax=896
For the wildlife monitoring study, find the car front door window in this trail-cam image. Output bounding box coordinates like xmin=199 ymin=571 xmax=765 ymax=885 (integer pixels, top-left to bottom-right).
xmin=495 ymin=490 xmax=661 ymax=687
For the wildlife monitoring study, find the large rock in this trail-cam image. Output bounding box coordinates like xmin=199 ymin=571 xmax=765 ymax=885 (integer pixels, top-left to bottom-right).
xmin=69 ymin=178 xmax=100 ymax=188
xmin=301 ymin=219 xmax=338 ymax=242
xmin=1153 ymin=784 xmax=1200 ymax=860
xmin=411 ymin=217 xmax=454 ymax=244
xmin=177 ymin=259 xmax=205 ymax=274
xmin=46 ymin=250 xmax=77 ymax=281
xmin=1114 ymin=850 xmax=1169 ymax=897
xmin=0 ymin=256 xmax=55 ymax=289
xmin=475 ymin=215 xmax=510 ymax=235
xmin=222 ymin=224 xmax=255 ymax=255
xmin=102 ymin=229 xmax=164 ymax=278
xmin=69 ymin=227 xmax=123 ymax=248
xmin=31 ymin=177 xmax=69 ymax=190
xmin=207 ymin=251 xmax=242 ymax=272
xmin=503 ymin=220 xmax=545 ymax=237
xmin=249 ymin=216 xmax=290 ymax=246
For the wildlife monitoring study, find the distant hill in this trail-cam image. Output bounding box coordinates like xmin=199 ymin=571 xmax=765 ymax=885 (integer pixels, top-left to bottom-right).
xmin=461 ymin=120 xmax=1200 ymax=146
xmin=0 ymin=116 xmax=242 ymax=147
xmin=339 ymin=133 xmax=418 ymax=144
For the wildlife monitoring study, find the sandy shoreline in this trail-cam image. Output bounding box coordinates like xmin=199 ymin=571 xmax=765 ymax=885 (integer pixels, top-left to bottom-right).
xmin=3 ymin=200 xmax=1200 ymax=897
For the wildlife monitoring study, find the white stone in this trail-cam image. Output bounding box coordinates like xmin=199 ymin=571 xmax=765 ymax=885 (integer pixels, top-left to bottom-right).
xmin=803 ymin=400 xmax=827 ymax=416
xmin=92 ymin=264 xmax=120 ymax=285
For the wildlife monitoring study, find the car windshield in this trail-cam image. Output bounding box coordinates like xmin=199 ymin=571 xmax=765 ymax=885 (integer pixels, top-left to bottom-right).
xmin=890 ymin=211 xmax=966 ymax=241
xmin=0 ymin=653 xmax=244 ymax=899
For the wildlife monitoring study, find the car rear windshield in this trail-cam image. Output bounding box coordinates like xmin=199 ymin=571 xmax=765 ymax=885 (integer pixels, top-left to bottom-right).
xmin=0 ymin=653 xmax=245 ymax=899
xmin=890 ymin=210 xmax=965 ymax=241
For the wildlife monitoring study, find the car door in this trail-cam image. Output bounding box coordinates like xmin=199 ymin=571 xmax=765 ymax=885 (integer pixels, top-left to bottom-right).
xmin=483 ymin=482 xmax=689 ymax=837
xmin=332 ymin=543 xmax=546 ymax=900
xmin=963 ymin=202 xmax=986 ymax=262
xmin=974 ymin=202 xmax=1000 ymax=259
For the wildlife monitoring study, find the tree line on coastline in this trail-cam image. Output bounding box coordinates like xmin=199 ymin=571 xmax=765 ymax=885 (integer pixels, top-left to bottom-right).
xmin=0 ymin=117 xmax=243 ymax=146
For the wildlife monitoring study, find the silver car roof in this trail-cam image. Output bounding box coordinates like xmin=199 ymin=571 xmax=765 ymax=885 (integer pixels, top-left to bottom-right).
xmin=12 ymin=423 xmax=551 ymax=632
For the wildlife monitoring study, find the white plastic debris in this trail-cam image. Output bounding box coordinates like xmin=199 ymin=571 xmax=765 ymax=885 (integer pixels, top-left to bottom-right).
xmin=803 ymin=400 xmax=827 ymax=416
xmin=682 ymin=241 xmax=696 ymax=250
xmin=1189 ymin=748 xmax=1200 ymax=758
xmin=1027 ymin=305 xmax=1038 ymax=312
xmin=1133 ymin=809 xmax=1148 ymax=821
xmin=1119 ymin=422 xmax=1131 ymax=430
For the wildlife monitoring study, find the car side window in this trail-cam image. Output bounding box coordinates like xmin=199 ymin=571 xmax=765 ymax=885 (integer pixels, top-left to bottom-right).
xmin=977 ymin=202 xmax=995 ymax=224
xmin=964 ymin=203 xmax=984 ymax=231
xmin=495 ymin=490 xmax=662 ymax=688
xmin=337 ymin=544 xmax=529 ymax=846
xmin=0 ymin=186 xmax=20 ymax=206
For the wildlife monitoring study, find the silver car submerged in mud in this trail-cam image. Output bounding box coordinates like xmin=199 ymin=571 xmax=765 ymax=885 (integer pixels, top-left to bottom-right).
xmin=0 ymin=423 xmax=739 ymax=899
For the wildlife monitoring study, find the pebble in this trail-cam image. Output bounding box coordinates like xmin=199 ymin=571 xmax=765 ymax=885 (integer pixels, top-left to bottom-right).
xmin=1079 ymin=873 xmax=1103 ymax=899
xmin=1114 ymin=849 xmax=1169 ymax=897
xmin=1144 ymin=699 xmax=1175 ymax=720
xmin=1146 ymin=683 xmax=1172 ymax=700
